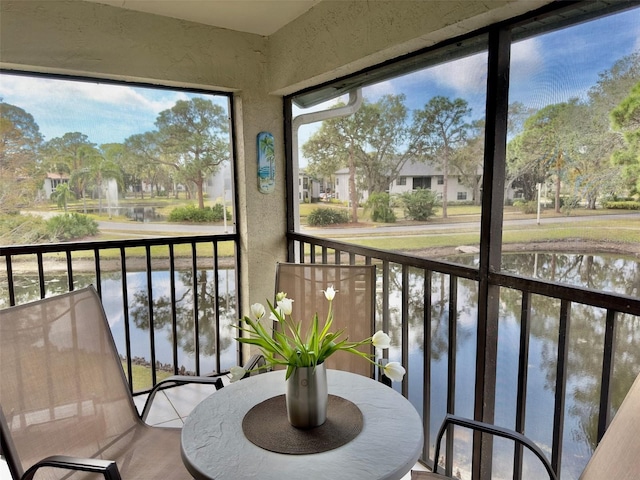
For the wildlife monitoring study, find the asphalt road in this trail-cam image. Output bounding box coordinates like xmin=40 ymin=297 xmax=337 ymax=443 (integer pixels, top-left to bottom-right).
xmin=97 ymin=212 xmax=640 ymax=237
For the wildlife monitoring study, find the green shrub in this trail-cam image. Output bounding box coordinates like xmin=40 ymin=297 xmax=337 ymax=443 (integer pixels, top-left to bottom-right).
xmin=366 ymin=192 xmax=396 ymax=223
xmin=168 ymin=204 xmax=231 ymax=222
xmin=399 ymin=189 xmax=438 ymax=221
xmin=46 ymin=213 xmax=98 ymax=241
xmin=513 ymin=200 xmax=537 ymax=214
xmin=561 ymin=196 xmax=581 ymax=215
xmin=307 ymin=208 xmax=350 ymax=226
xmin=0 ymin=213 xmax=51 ymax=244
xmin=601 ymin=200 xmax=640 ymax=210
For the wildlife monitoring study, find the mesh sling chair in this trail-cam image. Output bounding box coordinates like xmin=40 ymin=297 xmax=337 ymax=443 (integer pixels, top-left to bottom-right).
xmin=412 ymin=371 xmax=640 ymax=479
xmin=0 ymin=286 xmax=226 ymax=480
xmin=265 ymin=262 xmax=377 ymax=378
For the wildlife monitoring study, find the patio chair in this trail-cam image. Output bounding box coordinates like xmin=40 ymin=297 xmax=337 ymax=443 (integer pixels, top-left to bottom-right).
xmin=411 ymin=371 xmax=640 ymax=479
xmin=273 ymin=262 xmax=377 ymax=378
xmin=0 ymin=286 xmax=226 ymax=480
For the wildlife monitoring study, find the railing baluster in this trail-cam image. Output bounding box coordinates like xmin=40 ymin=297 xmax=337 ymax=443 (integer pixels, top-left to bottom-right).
xmin=445 ymin=274 xmax=458 ymax=477
xmin=6 ymin=255 xmax=15 ymax=306
xmin=169 ymin=243 xmax=179 ymax=375
xmin=145 ymin=244 xmax=156 ymax=386
xmin=551 ymin=300 xmax=572 ymax=475
xmin=120 ymin=246 xmax=133 ymax=393
xmin=93 ymin=248 xmax=102 ymax=297
xmin=514 ymin=291 xmax=532 ymax=480
xmin=423 ymin=269 xmax=433 ymax=465
xmin=213 ymin=241 xmax=221 ymax=373
xmin=401 ymin=265 xmax=409 ymax=398
xmin=37 ymin=252 xmax=45 ymax=298
xmin=66 ymin=250 xmax=74 ymax=291
xmin=191 ymin=242 xmax=200 ymax=376
xmin=597 ymin=309 xmax=617 ymax=442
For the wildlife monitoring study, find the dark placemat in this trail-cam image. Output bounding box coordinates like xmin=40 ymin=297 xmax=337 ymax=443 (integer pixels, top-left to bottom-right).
xmin=242 ymin=394 xmax=363 ymax=454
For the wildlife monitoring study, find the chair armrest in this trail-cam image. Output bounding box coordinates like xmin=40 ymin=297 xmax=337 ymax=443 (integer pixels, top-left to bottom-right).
xmin=243 ymin=354 xmax=268 ymax=377
xmin=21 ymin=455 xmax=121 ymax=480
xmin=140 ymin=374 xmax=225 ymax=421
xmin=433 ymin=414 xmax=557 ymax=480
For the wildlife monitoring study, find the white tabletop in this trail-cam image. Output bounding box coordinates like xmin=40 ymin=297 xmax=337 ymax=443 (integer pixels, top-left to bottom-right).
xmin=181 ymin=369 xmax=423 ymax=480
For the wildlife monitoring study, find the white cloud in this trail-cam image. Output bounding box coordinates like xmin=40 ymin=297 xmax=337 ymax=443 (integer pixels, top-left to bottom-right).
xmin=427 ymin=52 xmax=488 ymax=94
xmin=510 ymin=37 xmax=545 ymax=83
xmin=0 ymin=75 xmax=180 ymax=114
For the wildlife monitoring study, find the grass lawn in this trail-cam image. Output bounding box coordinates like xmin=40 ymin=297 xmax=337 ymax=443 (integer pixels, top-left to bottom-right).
xmin=124 ymin=362 xmax=175 ymax=392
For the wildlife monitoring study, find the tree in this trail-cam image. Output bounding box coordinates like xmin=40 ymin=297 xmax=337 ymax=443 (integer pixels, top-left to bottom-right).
xmin=509 ymin=53 xmax=640 ymax=209
xmin=586 ymin=53 xmax=640 ymax=201
xmin=51 ymin=182 xmax=74 ymax=212
xmin=510 ymin=102 xmax=579 ymax=212
xmin=0 ymin=101 xmax=43 ymax=213
xmin=303 ymin=94 xmax=423 ymax=222
xmin=451 ymin=118 xmax=484 ymax=205
xmin=610 ymin=81 xmax=640 ymax=195
xmin=155 ymin=98 xmax=230 ymax=209
xmin=561 ymin=101 xmax=622 ymax=209
xmin=124 ymin=131 xmax=170 ymax=198
xmin=42 ymin=132 xmax=101 ymax=211
xmin=412 ymin=96 xmax=471 ymax=218
xmin=303 ymin=103 xmax=371 ymax=222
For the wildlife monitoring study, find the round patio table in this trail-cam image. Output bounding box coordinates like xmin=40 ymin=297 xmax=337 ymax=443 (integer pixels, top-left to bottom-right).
xmin=181 ymin=369 xmax=423 ymax=480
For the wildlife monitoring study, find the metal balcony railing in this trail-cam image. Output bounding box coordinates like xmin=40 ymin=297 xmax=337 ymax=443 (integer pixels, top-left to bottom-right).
xmin=1 ymin=233 xmax=240 ymax=394
xmin=286 ymin=231 xmax=640 ymax=479
xmin=2 ymin=231 xmax=639 ymax=478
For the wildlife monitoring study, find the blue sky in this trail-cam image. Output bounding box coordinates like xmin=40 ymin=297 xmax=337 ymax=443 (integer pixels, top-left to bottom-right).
xmin=293 ymin=6 xmax=640 ymax=164
xmin=1 ymin=6 xmax=638 ymax=152
xmin=0 ymin=75 xmax=230 ymax=146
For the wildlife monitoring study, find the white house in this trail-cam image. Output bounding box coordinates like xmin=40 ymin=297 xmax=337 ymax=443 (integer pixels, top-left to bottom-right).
xmin=42 ymin=173 xmax=69 ymax=200
xmin=389 ymin=160 xmax=478 ymax=202
xmin=298 ymin=169 xmax=321 ymax=202
xmin=333 ymin=160 xmax=479 ymax=205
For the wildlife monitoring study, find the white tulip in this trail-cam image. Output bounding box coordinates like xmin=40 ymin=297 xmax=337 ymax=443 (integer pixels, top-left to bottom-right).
xmin=229 ymin=366 xmax=246 ymax=382
xmin=269 ymin=306 xmax=283 ymax=322
xmin=372 ymin=330 xmax=391 ymax=349
xmin=250 ymin=303 xmax=265 ymax=320
xmin=323 ymin=285 xmax=338 ymax=301
xmin=278 ymin=297 xmax=294 ymax=316
xmin=383 ymin=362 xmax=406 ymax=382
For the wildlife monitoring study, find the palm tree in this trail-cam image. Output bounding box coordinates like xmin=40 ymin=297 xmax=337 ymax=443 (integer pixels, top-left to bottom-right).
xmin=51 ymin=182 xmax=74 ymax=212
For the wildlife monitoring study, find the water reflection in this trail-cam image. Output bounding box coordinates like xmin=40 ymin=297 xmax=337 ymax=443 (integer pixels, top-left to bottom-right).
xmin=381 ymin=253 xmax=639 ymax=480
xmin=1 ymin=268 xmax=238 ymax=381
xmin=72 ymin=205 xmax=164 ymax=222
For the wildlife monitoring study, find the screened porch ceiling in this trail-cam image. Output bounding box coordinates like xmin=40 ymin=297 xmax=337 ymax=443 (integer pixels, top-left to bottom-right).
xmin=83 ymin=0 xmax=322 ymax=36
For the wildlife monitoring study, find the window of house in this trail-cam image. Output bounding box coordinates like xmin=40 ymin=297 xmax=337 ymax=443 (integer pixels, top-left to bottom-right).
xmin=413 ymin=176 xmax=432 ymax=190
xmin=397 ymin=176 xmax=407 ymax=186
xmin=457 ymin=192 xmax=467 ymax=201
xmin=436 ymin=176 xmax=444 ymax=185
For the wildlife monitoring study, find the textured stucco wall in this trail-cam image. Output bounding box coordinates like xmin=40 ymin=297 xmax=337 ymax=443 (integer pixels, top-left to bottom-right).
xmin=0 ymin=0 xmax=265 ymax=90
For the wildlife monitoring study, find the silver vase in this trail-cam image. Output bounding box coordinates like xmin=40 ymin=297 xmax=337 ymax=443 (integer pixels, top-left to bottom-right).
xmin=285 ymin=362 xmax=328 ymax=428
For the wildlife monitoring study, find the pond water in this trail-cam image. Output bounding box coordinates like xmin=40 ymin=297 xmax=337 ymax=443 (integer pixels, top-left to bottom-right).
xmin=73 ymin=206 xmax=164 ymax=222
xmin=2 ymin=251 xmax=638 ymax=479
